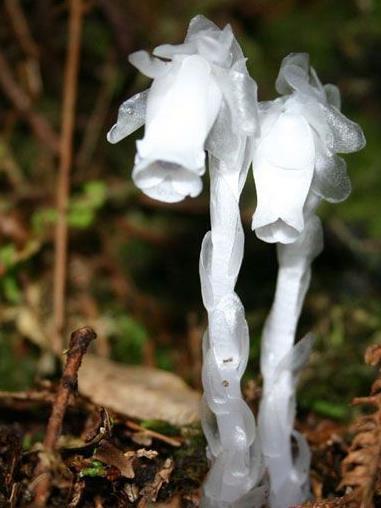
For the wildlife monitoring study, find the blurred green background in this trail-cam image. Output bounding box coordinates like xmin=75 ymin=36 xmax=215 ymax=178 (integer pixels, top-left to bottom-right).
xmin=0 ymin=0 xmax=380 ymax=422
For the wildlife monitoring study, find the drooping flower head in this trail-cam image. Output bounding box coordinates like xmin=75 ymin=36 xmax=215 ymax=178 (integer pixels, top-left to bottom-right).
xmin=107 ymin=15 xmax=258 ymax=202
xmin=252 ymin=53 xmax=365 ymax=244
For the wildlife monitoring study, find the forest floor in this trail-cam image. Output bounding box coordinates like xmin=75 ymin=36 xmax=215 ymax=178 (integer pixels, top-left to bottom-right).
xmin=1 ymin=328 xmax=378 ymax=508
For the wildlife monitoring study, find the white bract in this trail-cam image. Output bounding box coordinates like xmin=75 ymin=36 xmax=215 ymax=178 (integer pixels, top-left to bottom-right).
xmin=107 ymin=16 xmax=264 ymax=507
xmin=255 ymin=53 xmax=365 ymax=508
xmin=252 ymin=52 xmax=365 ymax=244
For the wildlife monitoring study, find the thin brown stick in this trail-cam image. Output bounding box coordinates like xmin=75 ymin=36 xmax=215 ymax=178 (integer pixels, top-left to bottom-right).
xmin=52 ymin=0 xmax=83 ymax=353
xmin=97 ymin=0 xmax=136 ymax=56
xmin=0 ymin=50 xmax=58 ymax=152
xmin=76 ymin=50 xmax=117 ymax=174
xmin=4 ymin=0 xmax=40 ymax=59
xmin=5 ymin=0 xmax=42 ymax=98
xmin=32 ymin=327 xmax=97 ymax=507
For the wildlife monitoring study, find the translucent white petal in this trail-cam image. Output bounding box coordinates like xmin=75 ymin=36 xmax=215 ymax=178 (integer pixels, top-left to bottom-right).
xmin=218 ymin=24 xmax=235 ymax=51
xmin=106 ymin=90 xmax=148 ymax=144
xmin=132 ymin=159 xmax=203 ymax=203
xmin=229 ymin=59 xmax=259 ymax=135
xmin=185 ymin=15 xmax=219 ymax=41
xmin=257 ymin=99 xmax=285 ymax=137
xmin=205 ymin=100 xmax=240 ymax=165
xmin=196 ymin=34 xmax=232 ymax=66
xmin=324 ymin=83 xmax=341 ymax=109
xmin=310 ymin=67 xmax=324 ymax=94
xmin=260 ymin=111 xmax=315 ymax=171
xmin=138 ymin=54 xmax=222 ymax=173
xmin=220 ymin=24 xmax=244 ymax=63
xmin=252 ymin=157 xmax=314 ymax=244
xmin=153 ymin=41 xmax=196 ymax=59
xmin=275 ymin=53 xmax=310 ymax=95
xmin=320 ymin=103 xmax=366 ymax=153
xmin=171 ymin=167 xmax=203 ymax=196
xmin=312 ymin=147 xmax=351 ymax=203
xmin=140 ymin=180 xmax=184 ymax=203
xmin=300 ymin=101 xmax=334 ymax=150
xmin=252 ymin=110 xmax=315 ymax=243
xmin=214 ymin=65 xmax=258 ymax=139
xmin=128 ymin=50 xmax=168 ymax=79
xmin=274 ymin=334 xmax=315 ymax=379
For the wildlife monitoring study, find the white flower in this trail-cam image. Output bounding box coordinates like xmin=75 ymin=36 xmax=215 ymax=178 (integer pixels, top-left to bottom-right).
xmin=252 ymin=53 xmax=365 ymax=244
xmin=133 ymin=53 xmax=222 ymax=202
xmin=107 ymin=15 xmax=258 ymax=203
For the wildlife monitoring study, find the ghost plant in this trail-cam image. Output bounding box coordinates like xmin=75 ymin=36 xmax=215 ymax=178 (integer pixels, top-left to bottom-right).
xmin=252 ymin=53 xmax=365 ymax=508
xmin=107 ymin=16 xmax=265 ymax=507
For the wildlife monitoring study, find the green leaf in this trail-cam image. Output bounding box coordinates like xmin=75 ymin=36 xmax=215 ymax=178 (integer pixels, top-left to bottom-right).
xmin=0 ymin=244 xmax=16 ymax=268
xmin=32 ymin=208 xmax=58 ymax=234
xmin=84 ymin=180 xmax=107 ymax=208
xmin=80 ymin=460 xmax=107 ymax=478
xmin=67 ymin=205 xmax=95 ymax=229
xmin=113 ymin=315 xmax=148 ymax=364
xmin=311 ymin=399 xmax=349 ymax=420
xmin=140 ymin=419 xmax=179 ymax=436
xmin=1 ymin=275 xmax=21 ymax=304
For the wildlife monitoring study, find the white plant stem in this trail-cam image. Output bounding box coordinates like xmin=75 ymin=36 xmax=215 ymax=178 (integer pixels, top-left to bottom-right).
xmin=200 ymin=154 xmax=265 ymax=508
xmin=259 ymin=203 xmax=323 ymax=508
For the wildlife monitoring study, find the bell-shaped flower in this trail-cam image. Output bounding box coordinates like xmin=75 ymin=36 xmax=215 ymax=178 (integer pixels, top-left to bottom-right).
xmin=107 ymin=15 xmax=258 ymax=203
xmin=252 ymin=52 xmax=365 ymax=244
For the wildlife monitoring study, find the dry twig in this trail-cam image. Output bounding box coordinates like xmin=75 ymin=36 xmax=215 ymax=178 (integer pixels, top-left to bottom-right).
xmin=32 ymin=327 xmax=96 ymax=507
xmin=53 ymin=0 xmax=84 ymax=352
xmin=0 ymin=50 xmax=58 ymax=152
xmin=97 ymin=0 xmax=136 ymax=56
xmin=4 ymin=0 xmax=39 ymax=59
xmin=76 ymin=50 xmax=118 ymax=173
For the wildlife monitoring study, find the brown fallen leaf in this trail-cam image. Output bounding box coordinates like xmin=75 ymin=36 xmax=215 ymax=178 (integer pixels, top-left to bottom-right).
xmin=78 ymin=355 xmax=200 ymax=426
xmin=67 ymin=479 xmax=85 ymax=508
xmin=131 ymin=431 xmax=153 ymax=447
xmin=94 ymin=441 xmax=135 ymax=478
xmin=135 ymin=449 xmax=158 ymax=460
xmin=139 ymin=458 xmax=174 ymax=503
xmin=94 ymin=441 xmax=158 ymax=479
xmin=124 ymin=483 xmax=139 ymax=503
xmin=154 ymin=495 xmax=182 ymax=507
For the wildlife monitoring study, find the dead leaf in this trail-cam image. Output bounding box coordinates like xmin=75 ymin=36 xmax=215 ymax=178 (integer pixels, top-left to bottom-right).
xmin=139 ymin=458 xmax=174 ymax=502
xmin=131 ymin=432 xmax=153 ymax=447
xmin=136 ymin=449 xmax=158 ymax=459
xmin=94 ymin=441 xmax=135 ymax=479
xmin=154 ymin=497 xmax=181 ymax=508
xmin=124 ymin=483 xmax=139 ymax=503
xmin=94 ymin=442 xmax=158 ymax=480
xmin=78 ymin=355 xmax=200 ymax=426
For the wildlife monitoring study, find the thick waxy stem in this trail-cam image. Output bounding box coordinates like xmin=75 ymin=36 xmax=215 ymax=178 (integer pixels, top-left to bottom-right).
xmin=200 ymin=155 xmax=265 ymax=508
xmin=258 ymin=209 xmax=323 ymax=508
